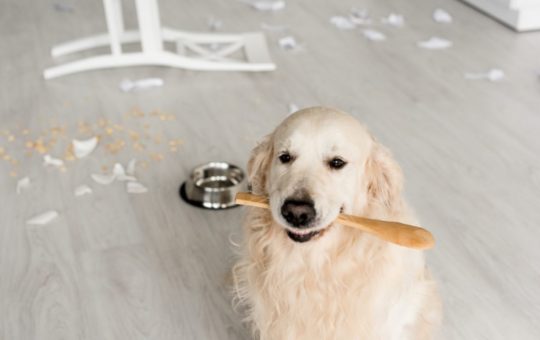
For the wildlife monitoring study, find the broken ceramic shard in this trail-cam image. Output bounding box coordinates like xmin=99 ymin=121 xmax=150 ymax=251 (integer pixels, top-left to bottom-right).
xmin=381 ymin=13 xmax=404 ymax=27
xmin=417 ymin=37 xmax=452 ymax=49
xmin=433 ymin=9 xmax=452 ymax=23
xmin=113 ymin=163 xmax=136 ymax=181
xmin=16 ymin=176 xmax=30 ymax=194
xmin=91 ymin=173 xmax=116 ymax=185
xmin=43 ymin=154 xmax=64 ymax=167
xmin=330 ymin=16 xmax=356 ymax=30
xmin=74 ymin=185 xmax=93 ymax=197
xmin=120 ymin=78 xmax=164 ymax=92
xmin=241 ymin=0 xmax=285 ymax=11
xmin=126 ymin=158 xmax=137 ymax=176
xmin=465 ymin=69 xmax=505 ymax=81
xmin=26 ymin=210 xmax=59 ymax=225
xmin=127 ymin=181 xmax=148 ymax=194
xmin=73 ymin=136 xmax=98 ymax=159
xmin=278 ymin=36 xmax=301 ymax=51
xmin=363 ymin=29 xmax=386 ymax=41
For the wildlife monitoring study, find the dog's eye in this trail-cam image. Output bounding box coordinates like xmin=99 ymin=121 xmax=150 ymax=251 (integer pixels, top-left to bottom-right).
xmin=278 ymin=153 xmax=292 ymax=164
xmin=328 ymin=157 xmax=346 ymax=170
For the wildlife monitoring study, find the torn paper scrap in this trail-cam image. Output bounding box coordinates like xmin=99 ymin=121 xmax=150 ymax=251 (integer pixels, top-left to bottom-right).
xmin=72 ymin=136 xmax=98 ymax=159
xmin=120 ymin=78 xmax=164 ymax=92
xmin=465 ymin=69 xmax=505 ymax=81
xmin=113 ymin=163 xmax=136 ymax=182
xmin=288 ymin=103 xmax=299 ymax=114
xmin=240 ymin=0 xmax=285 ymax=11
xmin=126 ymin=158 xmax=137 ymax=176
xmin=330 ymin=16 xmax=356 ymax=30
xmin=279 ymin=36 xmax=302 ymax=51
xmin=260 ymin=22 xmax=288 ymax=32
xmin=363 ymin=29 xmax=386 ymax=41
xmin=349 ymin=8 xmax=371 ymax=25
xmin=74 ymin=185 xmax=93 ymax=197
xmin=43 ymin=154 xmax=64 ymax=167
xmin=16 ymin=177 xmax=30 ymax=194
xmin=381 ymin=13 xmax=404 ymax=27
xmin=91 ymin=173 xmax=116 ymax=185
xmin=27 ymin=210 xmax=59 ymax=225
xmin=417 ymin=37 xmax=452 ymax=49
xmin=127 ymin=181 xmax=148 ymax=194
xmin=433 ymin=9 xmax=452 ymax=23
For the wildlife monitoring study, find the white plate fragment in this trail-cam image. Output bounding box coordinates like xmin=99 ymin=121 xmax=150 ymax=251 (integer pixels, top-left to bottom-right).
xmin=91 ymin=173 xmax=116 ymax=185
xmin=43 ymin=154 xmax=64 ymax=167
xmin=73 ymin=136 xmax=98 ymax=159
xmin=363 ymin=29 xmax=386 ymax=41
xmin=120 ymin=78 xmax=164 ymax=92
xmin=433 ymin=9 xmax=452 ymax=23
xmin=16 ymin=177 xmax=31 ymax=194
xmin=381 ymin=13 xmax=404 ymax=27
xmin=288 ymin=103 xmax=299 ymax=114
xmin=465 ymin=69 xmax=505 ymax=81
xmin=350 ymin=8 xmax=371 ymax=25
xmin=278 ymin=36 xmax=303 ymax=51
xmin=240 ymin=0 xmax=285 ymax=11
xmin=74 ymin=185 xmax=93 ymax=197
xmin=127 ymin=181 xmax=148 ymax=194
xmin=126 ymin=158 xmax=137 ymax=176
xmin=27 ymin=210 xmax=59 ymax=225
xmin=417 ymin=37 xmax=452 ymax=49
xmin=113 ymin=163 xmax=136 ymax=182
xmin=330 ymin=16 xmax=356 ymax=30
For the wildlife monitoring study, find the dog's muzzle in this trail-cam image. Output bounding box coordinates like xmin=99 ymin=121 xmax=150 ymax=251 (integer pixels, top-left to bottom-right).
xmin=281 ymin=199 xmax=322 ymax=242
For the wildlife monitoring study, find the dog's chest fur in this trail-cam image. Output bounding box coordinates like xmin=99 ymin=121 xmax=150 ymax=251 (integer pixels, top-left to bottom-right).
xmin=234 ymin=210 xmax=432 ymax=340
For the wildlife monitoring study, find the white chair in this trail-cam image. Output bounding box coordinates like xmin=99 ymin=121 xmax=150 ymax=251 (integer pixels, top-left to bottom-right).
xmin=43 ymin=0 xmax=276 ymax=79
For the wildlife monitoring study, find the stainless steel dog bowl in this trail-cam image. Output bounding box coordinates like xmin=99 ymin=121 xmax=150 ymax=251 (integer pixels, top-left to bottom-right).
xmin=180 ymin=162 xmax=245 ymax=209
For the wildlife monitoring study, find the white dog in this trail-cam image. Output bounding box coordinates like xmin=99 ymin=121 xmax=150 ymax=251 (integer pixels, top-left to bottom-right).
xmin=233 ymin=107 xmax=441 ymax=340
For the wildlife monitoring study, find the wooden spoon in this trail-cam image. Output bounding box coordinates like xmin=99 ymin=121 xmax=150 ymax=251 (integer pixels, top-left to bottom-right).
xmin=235 ymin=192 xmax=435 ymax=250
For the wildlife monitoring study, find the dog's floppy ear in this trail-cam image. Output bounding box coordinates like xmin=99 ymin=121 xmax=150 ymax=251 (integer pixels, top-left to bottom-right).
xmin=364 ymin=141 xmax=404 ymax=213
xmin=247 ymin=134 xmax=274 ymax=195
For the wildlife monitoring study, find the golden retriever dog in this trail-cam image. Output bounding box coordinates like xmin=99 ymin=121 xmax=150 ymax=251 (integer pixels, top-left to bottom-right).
xmin=233 ymin=107 xmax=441 ymax=340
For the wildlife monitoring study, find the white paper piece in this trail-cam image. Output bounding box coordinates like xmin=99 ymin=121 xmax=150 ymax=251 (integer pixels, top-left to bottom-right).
xmin=465 ymin=69 xmax=505 ymax=82
xmin=26 ymin=210 xmax=59 ymax=225
xmin=72 ymin=136 xmax=98 ymax=159
xmin=433 ymin=9 xmax=452 ymax=23
xmin=208 ymin=16 xmax=222 ymax=31
xmin=278 ymin=36 xmax=303 ymax=51
xmin=91 ymin=173 xmax=116 ymax=185
xmin=240 ymin=0 xmax=285 ymax=11
xmin=417 ymin=37 xmax=452 ymax=49
xmin=74 ymin=185 xmax=93 ymax=197
xmin=381 ymin=13 xmax=404 ymax=27
xmin=43 ymin=154 xmax=64 ymax=167
xmin=126 ymin=158 xmax=137 ymax=176
xmin=260 ymin=22 xmax=288 ymax=32
xmin=113 ymin=163 xmax=136 ymax=182
xmin=16 ymin=177 xmax=31 ymax=194
xmin=330 ymin=16 xmax=356 ymax=30
xmin=288 ymin=103 xmax=299 ymax=114
xmin=350 ymin=8 xmax=371 ymax=25
xmin=127 ymin=181 xmax=148 ymax=194
xmin=120 ymin=78 xmax=164 ymax=92
xmin=363 ymin=29 xmax=386 ymax=41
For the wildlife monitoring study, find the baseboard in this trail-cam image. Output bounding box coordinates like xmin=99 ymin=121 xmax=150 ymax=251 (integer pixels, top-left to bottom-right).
xmin=462 ymin=0 xmax=540 ymax=31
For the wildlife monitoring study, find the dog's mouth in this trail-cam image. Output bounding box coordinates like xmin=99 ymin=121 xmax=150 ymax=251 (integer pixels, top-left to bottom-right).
xmin=285 ymin=224 xmax=333 ymax=243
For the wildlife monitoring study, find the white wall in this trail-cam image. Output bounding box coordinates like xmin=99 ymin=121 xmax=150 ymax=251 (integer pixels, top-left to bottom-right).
xmin=462 ymin=0 xmax=540 ymax=31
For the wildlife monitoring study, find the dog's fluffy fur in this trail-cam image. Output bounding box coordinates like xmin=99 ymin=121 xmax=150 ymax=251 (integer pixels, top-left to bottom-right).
xmin=233 ymin=107 xmax=441 ymax=340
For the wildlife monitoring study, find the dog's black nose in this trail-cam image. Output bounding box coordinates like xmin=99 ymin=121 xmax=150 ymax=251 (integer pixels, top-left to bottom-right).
xmin=281 ymin=199 xmax=316 ymax=228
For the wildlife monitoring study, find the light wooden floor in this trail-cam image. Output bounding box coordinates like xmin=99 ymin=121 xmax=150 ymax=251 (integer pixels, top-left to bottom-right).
xmin=1 ymin=0 xmax=540 ymax=339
